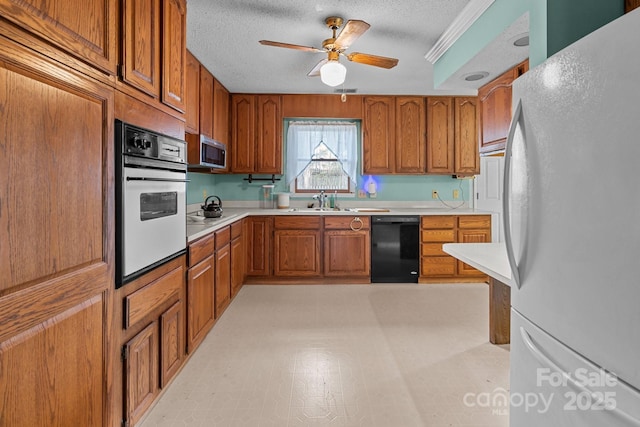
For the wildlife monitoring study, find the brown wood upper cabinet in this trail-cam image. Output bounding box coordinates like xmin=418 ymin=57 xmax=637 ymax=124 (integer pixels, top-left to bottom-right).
xmin=395 ymin=97 xmax=427 ymax=173
xmin=426 ymin=96 xmax=479 ymax=175
xmin=231 ymin=94 xmax=283 ymax=174
xmin=363 ymin=97 xmax=396 ymax=174
xmin=213 ymin=78 xmax=231 ymax=146
xmin=478 ymin=60 xmax=528 ymax=154
xmin=121 ymin=0 xmax=187 ymax=112
xmin=426 ymin=97 xmax=454 ymax=174
xmin=0 ymin=0 xmax=117 ymax=75
xmin=363 ymin=96 xmax=427 ymax=174
xmin=185 ymin=50 xmax=200 ymax=133
xmin=199 ymin=66 xmax=215 ymax=138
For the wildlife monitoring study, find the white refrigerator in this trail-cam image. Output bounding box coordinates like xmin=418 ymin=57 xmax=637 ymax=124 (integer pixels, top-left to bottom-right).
xmin=505 ymin=9 xmax=640 ymax=426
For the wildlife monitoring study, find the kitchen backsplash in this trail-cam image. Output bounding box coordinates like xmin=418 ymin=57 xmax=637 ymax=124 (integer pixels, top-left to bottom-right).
xmin=187 ymin=172 xmax=473 ymax=206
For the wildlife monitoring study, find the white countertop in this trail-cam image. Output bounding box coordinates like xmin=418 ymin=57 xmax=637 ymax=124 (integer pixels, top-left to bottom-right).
xmin=186 ymin=207 xmax=493 ymax=242
xmin=442 ymin=243 xmax=512 ymax=286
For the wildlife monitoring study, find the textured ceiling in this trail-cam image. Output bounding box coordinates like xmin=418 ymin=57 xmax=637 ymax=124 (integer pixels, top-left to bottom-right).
xmin=186 ymin=0 xmax=529 ymax=95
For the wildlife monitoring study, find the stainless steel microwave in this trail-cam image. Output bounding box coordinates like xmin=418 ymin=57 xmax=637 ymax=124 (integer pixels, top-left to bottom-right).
xmin=193 ymin=135 xmax=226 ymax=169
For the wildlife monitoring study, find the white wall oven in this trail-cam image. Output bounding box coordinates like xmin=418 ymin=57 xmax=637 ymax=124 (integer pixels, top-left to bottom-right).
xmin=115 ymin=120 xmax=188 ymax=288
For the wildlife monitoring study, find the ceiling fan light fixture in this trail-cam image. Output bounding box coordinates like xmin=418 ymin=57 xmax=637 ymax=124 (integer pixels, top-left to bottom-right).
xmin=320 ymin=60 xmax=346 ymax=87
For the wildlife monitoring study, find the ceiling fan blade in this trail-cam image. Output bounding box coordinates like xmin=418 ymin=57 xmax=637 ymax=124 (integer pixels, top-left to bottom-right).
xmin=346 ymin=52 xmax=399 ymax=69
xmin=259 ymin=40 xmax=323 ymax=53
xmin=308 ymin=59 xmax=328 ymax=77
xmin=334 ymin=20 xmax=370 ymax=49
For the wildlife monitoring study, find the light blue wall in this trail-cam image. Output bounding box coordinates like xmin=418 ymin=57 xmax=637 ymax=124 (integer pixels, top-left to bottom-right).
xmin=187 ymin=172 xmax=472 ymax=205
xmin=186 ymin=118 xmax=473 ymax=205
xmin=433 ymin=0 xmax=623 ymax=87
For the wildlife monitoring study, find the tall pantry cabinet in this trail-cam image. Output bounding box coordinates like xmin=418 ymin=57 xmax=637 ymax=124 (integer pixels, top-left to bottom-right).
xmin=0 ymin=12 xmax=115 ymax=427
xmin=0 ymin=0 xmax=190 ymax=425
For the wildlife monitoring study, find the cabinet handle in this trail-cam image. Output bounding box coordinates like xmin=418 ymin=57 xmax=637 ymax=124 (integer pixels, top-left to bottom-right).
xmin=350 ymin=217 xmax=364 ymax=231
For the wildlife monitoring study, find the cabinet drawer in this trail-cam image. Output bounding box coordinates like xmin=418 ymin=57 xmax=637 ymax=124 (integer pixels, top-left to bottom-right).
xmin=231 ymin=220 xmax=242 ymax=239
xmin=274 ymin=215 xmax=321 ymax=229
xmin=124 ymin=267 xmax=182 ymax=329
xmin=215 ymin=226 xmax=231 ymax=249
xmin=421 ymin=243 xmax=448 ymax=256
xmin=324 ymin=216 xmax=370 ymax=230
xmin=421 ymin=229 xmax=455 ymax=243
xmin=421 ymin=256 xmax=456 ymax=277
xmin=421 ymin=215 xmax=455 ymax=229
xmin=458 ymin=215 xmax=491 ymax=229
xmin=188 ymin=233 xmax=215 ymax=266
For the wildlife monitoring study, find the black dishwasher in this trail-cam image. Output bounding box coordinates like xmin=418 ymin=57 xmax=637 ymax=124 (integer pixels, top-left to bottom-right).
xmin=371 ymin=216 xmax=420 ymax=283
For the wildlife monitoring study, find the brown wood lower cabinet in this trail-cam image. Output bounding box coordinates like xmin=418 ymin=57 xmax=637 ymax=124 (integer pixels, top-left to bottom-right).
xmin=246 ymin=215 xmax=371 ymax=283
xmin=324 ymin=216 xmax=371 ymax=277
xmin=231 ymin=220 xmax=246 ymax=297
xmin=187 ymin=219 xmax=244 ymax=353
xmin=274 ymin=216 xmax=322 ymax=277
xmin=246 ymin=216 xmax=273 ymax=277
xmin=160 ymin=300 xmax=184 ymax=387
xmin=215 ymin=226 xmax=232 ymax=316
xmin=420 ymin=215 xmax=491 ymax=283
xmin=187 ymin=254 xmax=215 ymax=353
xmin=124 ymin=321 xmax=159 ymax=427
xmin=119 ymin=256 xmax=186 ymax=427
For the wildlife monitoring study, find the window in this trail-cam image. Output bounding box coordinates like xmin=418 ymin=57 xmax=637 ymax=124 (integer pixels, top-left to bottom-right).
xmin=285 ymin=121 xmax=358 ymax=194
xmin=295 ymin=142 xmax=351 ymax=192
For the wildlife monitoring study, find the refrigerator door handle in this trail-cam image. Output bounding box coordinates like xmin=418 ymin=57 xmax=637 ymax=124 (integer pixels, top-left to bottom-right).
xmin=520 ymin=326 xmax=640 ymax=426
xmin=503 ymin=99 xmax=522 ymax=288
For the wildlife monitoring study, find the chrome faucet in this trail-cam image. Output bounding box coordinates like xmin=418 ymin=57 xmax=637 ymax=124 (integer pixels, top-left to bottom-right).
xmin=313 ymin=190 xmax=327 ymax=209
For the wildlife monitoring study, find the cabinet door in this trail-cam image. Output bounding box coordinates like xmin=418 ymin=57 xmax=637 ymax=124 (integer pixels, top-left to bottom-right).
xmin=184 ymin=50 xmax=200 ymax=133
xmin=231 ymin=236 xmax=245 ymax=298
xmin=274 ymin=230 xmax=321 ymax=277
xmin=426 ymin=97 xmax=454 ymax=174
xmin=215 ymin=244 xmax=232 ymax=317
xmin=395 ymin=97 xmax=426 ymax=173
xmin=363 ymin=97 xmax=395 ymax=174
xmin=186 ymin=256 xmax=215 ymax=352
xmin=160 ymin=300 xmax=183 ymax=388
xmin=161 ymin=0 xmax=186 ymax=112
xmin=256 ymin=95 xmax=282 ymax=173
xmin=124 ymin=322 xmax=159 ymax=427
xmin=324 ymin=230 xmax=371 ymax=277
xmin=213 ymin=78 xmax=230 ymax=146
xmin=231 ymin=94 xmax=256 ymax=173
xmin=0 ymin=40 xmax=113 ymax=427
xmin=456 ymin=228 xmax=491 ymax=276
xmin=122 ymin=0 xmax=161 ymax=97
xmin=0 ymin=0 xmax=117 ymax=74
xmin=478 ymin=70 xmax=513 ymax=153
xmin=246 ymin=217 xmax=272 ymax=276
xmin=199 ymin=66 xmax=214 ymax=138
xmin=454 ymin=97 xmax=480 ymax=175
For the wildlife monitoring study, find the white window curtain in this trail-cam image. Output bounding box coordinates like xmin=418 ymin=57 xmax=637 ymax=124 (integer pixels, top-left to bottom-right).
xmin=285 ymin=121 xmax=358 ymax=186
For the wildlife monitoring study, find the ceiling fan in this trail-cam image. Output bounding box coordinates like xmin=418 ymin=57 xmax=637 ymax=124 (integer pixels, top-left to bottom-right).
xmin=259 ymin=16 xmax=399 ymax=87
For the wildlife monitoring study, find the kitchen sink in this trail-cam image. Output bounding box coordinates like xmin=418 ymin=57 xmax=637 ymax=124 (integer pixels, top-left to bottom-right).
xmin=287 ymin=207 xmax=345 ymax=212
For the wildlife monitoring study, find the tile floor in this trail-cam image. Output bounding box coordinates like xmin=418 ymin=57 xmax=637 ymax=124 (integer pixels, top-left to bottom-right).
xmin=140 ymin=284 xmax=510 ymax=427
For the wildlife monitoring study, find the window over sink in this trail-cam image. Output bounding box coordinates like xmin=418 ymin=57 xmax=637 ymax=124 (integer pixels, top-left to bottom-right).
xmin=285 ymin=120 xmax=358 ymax=194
